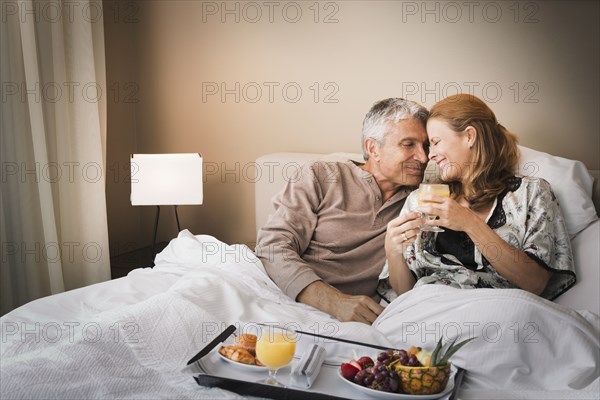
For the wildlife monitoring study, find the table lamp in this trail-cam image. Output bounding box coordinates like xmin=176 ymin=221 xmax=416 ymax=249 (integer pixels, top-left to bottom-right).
xmin=130 ymin=153 xmax=203 ymax=256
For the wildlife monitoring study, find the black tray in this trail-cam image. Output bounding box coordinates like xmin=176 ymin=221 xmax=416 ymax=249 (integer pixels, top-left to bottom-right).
xmin=194 ymin=374 xmax=349 ymax=400
xmin=194 ymin=368 xmax=465 ymax=400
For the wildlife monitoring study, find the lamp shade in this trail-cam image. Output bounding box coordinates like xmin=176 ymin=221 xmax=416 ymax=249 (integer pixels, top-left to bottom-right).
xmin=130 ymin=153 xmax=203 ymax=205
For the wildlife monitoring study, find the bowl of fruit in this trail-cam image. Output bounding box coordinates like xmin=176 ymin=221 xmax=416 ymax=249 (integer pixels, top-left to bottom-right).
xmin=339 ymin=337 xmax=474 ymax=398
xmin=393 ymin=337 xmax=474 ymax=395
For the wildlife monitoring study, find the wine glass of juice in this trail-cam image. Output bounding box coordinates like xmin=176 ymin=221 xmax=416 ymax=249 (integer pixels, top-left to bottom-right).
xmin=255 ymin=327 xmax=296 ymax=386
xmin=418 ymin=183 xmax=450 ymax=232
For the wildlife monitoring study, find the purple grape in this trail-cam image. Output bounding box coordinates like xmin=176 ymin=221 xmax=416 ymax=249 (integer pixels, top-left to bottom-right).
xmin=389 ymin=377 xmax=399 ymax=392
xmin=354 ymin=370 xmax=367 ymax=384
xmin=363 ymin=374 xmax=374 ymax=386
xmin=377 ymin=352 xmax=389 ymax=362
xmin=380 ymin=378 xmax=393 ymax=392
xmin=406 ymin=354 xmax=417 ymax=366
xmin=374 ymin=372 xmax=386 ymax=383
xmin=379 ymin=383 xmax=391 ymax=392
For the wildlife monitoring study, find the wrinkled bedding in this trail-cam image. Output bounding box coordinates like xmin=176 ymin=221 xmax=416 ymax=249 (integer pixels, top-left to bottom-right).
xmin=1 ymin=231 xmax=598 ymax=399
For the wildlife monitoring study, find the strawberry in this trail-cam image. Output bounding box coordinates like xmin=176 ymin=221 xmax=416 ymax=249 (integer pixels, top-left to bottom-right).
xmin=349 ymin=360 xmax=362 ymax=371
xmin=356 ymin=356 xmax=374 ymax=369
xmin=340 ymin=362 xmax=359 ymax=380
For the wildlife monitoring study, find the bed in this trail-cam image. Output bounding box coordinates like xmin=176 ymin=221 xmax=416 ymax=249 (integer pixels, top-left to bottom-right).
xmin=1 ymin=146 xmax=599 ymax=400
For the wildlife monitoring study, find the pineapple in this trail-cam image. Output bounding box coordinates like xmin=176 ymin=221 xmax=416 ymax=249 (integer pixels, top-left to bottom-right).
xmin=396 ymin=364 xmax=451 ymax=395
xmin=393 ymin=337 xmax=475 ymax=395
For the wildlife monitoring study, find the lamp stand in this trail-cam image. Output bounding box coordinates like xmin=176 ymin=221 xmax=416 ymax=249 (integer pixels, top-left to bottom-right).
xmin=152 ymin=205 xmax=182 ymax=259
xmin=174 ymin=205 xmax=181 ymax=232
xmin=152 ymin=205 xmax=161 ymax=257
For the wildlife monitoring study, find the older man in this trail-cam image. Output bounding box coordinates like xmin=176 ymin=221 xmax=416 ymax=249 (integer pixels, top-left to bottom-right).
xmin=255 ymin=98 xmax=429 ymax=324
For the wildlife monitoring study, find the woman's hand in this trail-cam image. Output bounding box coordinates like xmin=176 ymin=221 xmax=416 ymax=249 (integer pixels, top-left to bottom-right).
xmin=418 ymin=194 xmax=550 ymax=295
xmin=417 ymin=194 xmax=479 ymax=232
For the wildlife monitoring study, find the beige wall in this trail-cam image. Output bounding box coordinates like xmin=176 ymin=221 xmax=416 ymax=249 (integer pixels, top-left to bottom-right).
xmin=104 ymin=0 xmax=143 ymax=255
xmin=105 ymin=0 xmax=599 ymax=254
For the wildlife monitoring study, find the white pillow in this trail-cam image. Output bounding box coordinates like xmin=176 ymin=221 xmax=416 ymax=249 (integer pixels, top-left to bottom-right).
xmin=517 ymin=145 xmax=598 ymax=239
xmin=553 ymin=220 xmax=600 ymax=314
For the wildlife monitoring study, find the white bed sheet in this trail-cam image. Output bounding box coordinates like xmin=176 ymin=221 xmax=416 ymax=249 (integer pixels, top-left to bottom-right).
xmin=1 ymin=231 xmax=598 ymax=400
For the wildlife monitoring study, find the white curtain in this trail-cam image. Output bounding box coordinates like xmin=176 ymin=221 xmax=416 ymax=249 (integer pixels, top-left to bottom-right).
xmin=1 ymin=0 xmax=110 ymax=315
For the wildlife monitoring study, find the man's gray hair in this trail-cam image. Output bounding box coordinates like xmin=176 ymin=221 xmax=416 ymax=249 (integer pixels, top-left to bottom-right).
xmin=361 ymin=98 xmax=429 ymax=160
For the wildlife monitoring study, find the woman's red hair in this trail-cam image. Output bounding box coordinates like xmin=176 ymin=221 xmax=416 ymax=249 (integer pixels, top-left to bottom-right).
xmin=429 ymin=94 xmax=519 ymax=211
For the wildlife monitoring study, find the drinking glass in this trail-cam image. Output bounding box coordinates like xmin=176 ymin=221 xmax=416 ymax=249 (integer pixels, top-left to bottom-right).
xmin=418 ymin=183 xmax=450 ymax=232
xmin=255 ymin=327 xmax=297 ymax=386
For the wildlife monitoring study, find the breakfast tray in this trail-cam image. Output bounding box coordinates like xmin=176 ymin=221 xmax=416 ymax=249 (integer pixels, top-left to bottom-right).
xmin=190 ymin=333 xmax=463 ymax=399
xmin=194 ymin=375 xmax=349 ymax=400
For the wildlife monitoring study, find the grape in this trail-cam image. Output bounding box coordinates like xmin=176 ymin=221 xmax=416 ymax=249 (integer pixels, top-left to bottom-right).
xmin=377 ymin=352 xmax=389 ymax=362
xmin=383 ymin=358 xmax=392 ymax=366
xmin=354 ymin=370 xmax=367 ymax=384
xmin=389 ymin=377 xmax=400 ymax=392
xmin=363 ymin=374 xmax=374 ymax=386
xmin=382 ymin=377 xmax=396 ymax=392
xmin=380 ymin=383 xmax=392 ymax=392
xmin=400 ymin=355 xmax=408 ymax=365
xmin=373 ymin=372 xmax=386 ymax=383
xmin=407 ymin=354 xmax=421 ymax=367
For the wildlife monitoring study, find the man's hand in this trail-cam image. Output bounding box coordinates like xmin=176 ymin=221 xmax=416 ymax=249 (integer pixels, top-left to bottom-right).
xmin=297 ymin=281 xmax=384 ymax=325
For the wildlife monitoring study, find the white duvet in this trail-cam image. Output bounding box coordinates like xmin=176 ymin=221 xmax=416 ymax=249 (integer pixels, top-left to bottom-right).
xmin=1 ymin=231 xmax=598 ymax=399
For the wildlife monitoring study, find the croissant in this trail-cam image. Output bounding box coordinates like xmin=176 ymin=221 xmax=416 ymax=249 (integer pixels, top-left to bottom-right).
xmin=219 ymin=345 xmax=261 ymax=365
xmin=236 ymin=334 xmax=257 ymax=355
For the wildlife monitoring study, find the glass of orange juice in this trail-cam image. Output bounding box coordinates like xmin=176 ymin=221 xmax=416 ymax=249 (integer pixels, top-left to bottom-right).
xmin=255 ymin=326 xmax=297 ymax=386
xmin=418 ymin=183 xmax=450 ymax=232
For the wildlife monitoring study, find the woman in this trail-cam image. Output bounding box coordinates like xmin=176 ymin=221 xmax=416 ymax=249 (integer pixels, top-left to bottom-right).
xmin=383 ymin=94 xmax=575 ymax=300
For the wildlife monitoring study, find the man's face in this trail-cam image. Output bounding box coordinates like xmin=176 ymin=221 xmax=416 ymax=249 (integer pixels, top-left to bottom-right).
xmin=372 ymin=118 xmax=429 ymax=188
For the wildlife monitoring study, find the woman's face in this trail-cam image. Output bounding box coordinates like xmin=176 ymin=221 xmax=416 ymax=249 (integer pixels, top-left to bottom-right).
xmin=426 ymin=118 xmax=473 ymax=182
